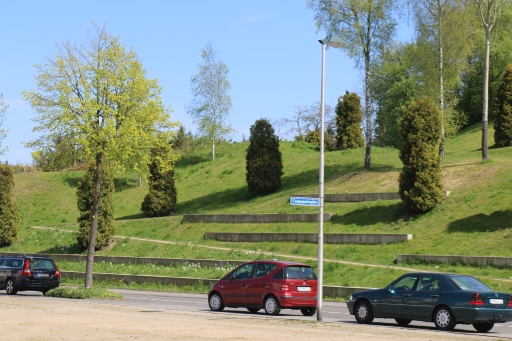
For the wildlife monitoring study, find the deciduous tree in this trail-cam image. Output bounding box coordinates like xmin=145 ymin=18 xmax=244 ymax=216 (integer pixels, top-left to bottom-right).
xmin=23 ymin=23 xmax=177 ymax=288
xmin=0 ymin=93 xmax=8 ymax=156
xmin=308 ymin=0 xmax=398 ymax=168
xmin=187 ymin=42 xmax=233 ymax=161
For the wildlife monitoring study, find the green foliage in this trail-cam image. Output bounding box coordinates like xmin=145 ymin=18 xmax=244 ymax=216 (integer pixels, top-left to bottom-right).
xmin=399 ymin=97 xmax=444 ymax=213
xmin=45 ymin=287 xmax=123 ymax=299
xmin=76 ymin=165 xmax=115 ymax=250
xmin=246 ymin=119 xmax=283 ymax=196
xmin=0 ymin=165 xmax=20 ymax=245
xmin=372 ymin=43 xmax=419 ymax=148
xmin=335 ymin=91 xmax=365 ymax=150
xmin=141 ymin=144 xmax=177 ymax=217
xmin=28 ymin=133 xmax=85 ymax=171
xmin=493 ymin=63 xmax=512 ymax=147
xmin=187 ymin=42 xmax=233 ymax=160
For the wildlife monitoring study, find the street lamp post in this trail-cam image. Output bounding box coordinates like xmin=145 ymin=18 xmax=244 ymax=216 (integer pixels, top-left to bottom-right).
xmin=317 ymin=34 xmax=343 ymax=322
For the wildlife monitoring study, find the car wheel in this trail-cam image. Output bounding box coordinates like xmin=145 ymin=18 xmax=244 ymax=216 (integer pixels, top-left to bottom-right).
xmin=5 ymin=278 xmax=17 ymax=295
xmin=354 ymin=300 xmax=374 ymax=324
xmin=395 ymin=319 xmax=412 ymax=326
xmin=247 ymin=308 xmax=260 ymax=313
xmin=433 ymin=306 xmax=456 ymax=331
xmin=300 ymin=308 xmax=317 ymax=316
xmin=473 ymin=323 xmax=494 ymax=332
xmin=208 ymin=293 xmax=225 ymax=312
xmin=264 ymin=296 xmax=281 ymax=315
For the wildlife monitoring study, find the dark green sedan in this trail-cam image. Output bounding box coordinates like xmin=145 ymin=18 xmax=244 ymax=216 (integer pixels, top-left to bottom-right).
xmin=347 ymin=272 xmax=512 ymax=332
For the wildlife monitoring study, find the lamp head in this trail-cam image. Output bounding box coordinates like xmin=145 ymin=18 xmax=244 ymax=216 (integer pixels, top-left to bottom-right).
xmin=318 ymin=34 xmax=344 ymax=48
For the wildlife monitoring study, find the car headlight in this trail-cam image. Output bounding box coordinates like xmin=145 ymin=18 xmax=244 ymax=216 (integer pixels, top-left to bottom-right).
xmin=349 ymin=295 xmax=354 ymax=301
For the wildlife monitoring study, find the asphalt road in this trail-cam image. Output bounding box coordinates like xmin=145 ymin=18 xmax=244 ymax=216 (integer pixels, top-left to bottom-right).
xmin=56 ymin=289 xmax=512 ymax=340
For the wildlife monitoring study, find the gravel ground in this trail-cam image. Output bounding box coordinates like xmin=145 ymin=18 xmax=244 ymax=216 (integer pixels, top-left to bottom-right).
xmin=0 ymin=295 xmax=504 ymax=341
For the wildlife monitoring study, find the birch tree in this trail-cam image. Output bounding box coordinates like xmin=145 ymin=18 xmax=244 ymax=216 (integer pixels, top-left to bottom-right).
xmin=473 ymin=0 xmax=502 ymax=160
xmin=308 ymin=0 xmax=397 ymax=169
xmin=187 ymin=42 xmax=233 ymax=161
xmin=23 ymin=23 xmax=177 ymax=288
xmin=411 ymin=0 xmax=473 ymax=161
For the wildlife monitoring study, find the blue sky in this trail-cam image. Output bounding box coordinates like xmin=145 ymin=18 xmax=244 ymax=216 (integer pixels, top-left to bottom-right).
xmin=0 ymin=1 xmax=411 ymax=165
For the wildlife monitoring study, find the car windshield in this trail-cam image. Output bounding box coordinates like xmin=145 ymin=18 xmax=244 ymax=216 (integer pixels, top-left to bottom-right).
xmin=29 ymin=259 xmax=56 ymax=271
xmin=284 ymin=266 xmax=317 ymax=280
xmin=450 ymin=276 xmax=491 ymax=291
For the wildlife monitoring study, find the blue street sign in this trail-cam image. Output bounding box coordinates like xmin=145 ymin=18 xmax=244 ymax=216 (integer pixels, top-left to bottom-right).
xmin=290 ymin=197 xmax=319 ymax=206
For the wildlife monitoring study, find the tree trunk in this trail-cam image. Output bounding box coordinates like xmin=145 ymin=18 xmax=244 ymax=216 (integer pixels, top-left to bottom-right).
xmin=363 ymin=51 xmax=372 ymax=169
xmin=439 ymin=28 xmax=445 ymax=161
xmin=84 ymin=153 xmax=102 ymax=288
xmin=482 ymin=21 xmax=491 ymax=160
xmin=212 ymin=139 xmax=215 ymax=161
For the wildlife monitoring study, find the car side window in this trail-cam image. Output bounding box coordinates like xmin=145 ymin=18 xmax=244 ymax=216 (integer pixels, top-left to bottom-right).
xmin=254 ymin=263 xmax=273 ymax=278
xmin=272 ymin=268 xmax=284 ymax=280
xmin=0 ymin=258 xmax=9 ymax=267
xmin=418 ymin=275 xmax=442 ymax=291
xmin=10 ymin=259 xmax=23 ymax=268
xmin=390 ymin=275 xmax=418 ymax=292
xmin=232 ymin=264 xmax=255 ymax=280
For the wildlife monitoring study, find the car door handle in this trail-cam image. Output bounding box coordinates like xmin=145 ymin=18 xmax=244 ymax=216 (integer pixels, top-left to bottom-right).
xmin=431 ymin=295 xmax=439 ymax=298
xmin=262 ymin=283 xmax=267 ymax=286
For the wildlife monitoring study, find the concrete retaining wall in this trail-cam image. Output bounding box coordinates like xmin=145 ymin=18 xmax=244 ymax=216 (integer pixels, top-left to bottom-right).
xmin=182 ymin=214 xmax=333 ymax=223
xmin=397 ymin=254 xmax=512 ymax=268
xmin=204 ymin=233 xmax=413 ymax=245
xmin=0 ymin=253 xmax=246 ymax=268
xmin=292 ymin=193 xmax=401 ymax=202
xmin=61 ymin=271 xmax=372 ymax=297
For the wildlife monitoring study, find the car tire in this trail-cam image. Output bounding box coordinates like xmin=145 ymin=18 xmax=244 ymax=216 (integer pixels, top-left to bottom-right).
xmin=5 ymin=278 xmax=17 ymax=295
xmin=264 ymin=296 xmax=281 ymax=315
xmin=208 ymin=292 xmax=225 ymax=312
xmin=395 ymin=318 xmax=412 ymax=326
xmin=433 ymin=306 xmax=456 ymax=331
xmin=300 ymin=308 xmax=317 ymax=316
xmin=354 ymin=300 xmax=374 ymax=324
xmin=473 ymin=323 xmax=494 ymax=332
xmin=247 ymin=308 xmax=260 ymax=313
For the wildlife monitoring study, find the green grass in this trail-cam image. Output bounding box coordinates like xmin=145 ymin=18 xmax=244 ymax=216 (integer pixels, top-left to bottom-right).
xmin=45 ymin=287 xmax=124 ymax=299
xmin=6 ymin=122 xmax=512 ymax=293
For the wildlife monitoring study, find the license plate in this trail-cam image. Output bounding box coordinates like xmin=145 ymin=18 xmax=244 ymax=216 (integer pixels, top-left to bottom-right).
xmin=296 ymin=286 xmax=311 ymax=292
xmin=36 ymin=273 xmax=49 ymax=278
xmin=489 ymin=298 xmax=503 ymax=305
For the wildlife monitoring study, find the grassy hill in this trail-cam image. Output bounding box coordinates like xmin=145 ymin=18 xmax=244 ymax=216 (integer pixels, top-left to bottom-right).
xmin=3 ymin=122 xmax=512 ymax=290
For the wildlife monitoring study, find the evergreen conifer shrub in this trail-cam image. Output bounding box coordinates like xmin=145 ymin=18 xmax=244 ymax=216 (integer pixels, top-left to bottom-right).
xmin=0 ymin=165 xmax=20 ymax=246
xmin=399 ymin=97 xmax=444 ymax=213
xmin=76 ymin=165 xmax=115 ymax=250
xmin=335 ymin=91 xmax=365 ymax=150
xmin=493 ymin=64 xmax=512 ymax=147
xmin=141 ymin=145 xmax=177 ymax=217
xmin=246 ymin=119 xmax=283 ymax=196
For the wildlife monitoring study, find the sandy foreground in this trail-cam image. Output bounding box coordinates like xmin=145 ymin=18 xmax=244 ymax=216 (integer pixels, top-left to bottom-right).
xmin=0 ymin=296 xmax=504 ymax=341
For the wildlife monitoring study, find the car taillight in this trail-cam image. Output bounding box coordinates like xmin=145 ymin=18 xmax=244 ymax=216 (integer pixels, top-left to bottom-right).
xmin=508 ymin=296 xmax=512 ymax=307
xmin=470 ymin=292 xmax=484 ymax=306
xmin=21 ymin=259 xmax=32 ymax=276
xmin=281 ymin=284 xmax=290 ymax=292
xmin=54 ymin=262 xmax=61 ymax=278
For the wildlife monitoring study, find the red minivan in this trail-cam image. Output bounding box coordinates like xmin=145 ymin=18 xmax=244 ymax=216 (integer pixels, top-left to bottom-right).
xmin=208 ymin=260 xmax=317 ymax=316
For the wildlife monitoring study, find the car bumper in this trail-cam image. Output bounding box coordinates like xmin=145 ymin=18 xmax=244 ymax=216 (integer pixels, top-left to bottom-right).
xmin=453 ymin=307 xmax=512 ymax=323
xmin=279 ymin=295 xmax=317 ymax=308
xmin=347 ymin=301 xmax=355 ymax=314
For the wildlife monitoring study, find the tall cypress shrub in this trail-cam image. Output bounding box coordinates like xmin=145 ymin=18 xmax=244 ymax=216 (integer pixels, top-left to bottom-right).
xmin=141 ymin=145 xmax=177 ymax=217
xmin=76 ymin=165 xmax=115 ymax=250
xmin=246 ymin=119 xmax=283 ymax=196
xmin=0 ymin=165 xmax=20 ymax=246
xmin=335 ymin=91 xmax=365 ymax=150
xmin=493 ymin=64 xmax=512 ymax=147
xmin=399 ymin=97 xmax=444 ymax=213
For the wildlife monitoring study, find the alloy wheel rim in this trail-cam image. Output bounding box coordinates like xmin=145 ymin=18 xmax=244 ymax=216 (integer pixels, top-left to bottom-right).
xmin=436 ymin=310 xmax=450 ymax=327
xmin=6 ymin=280 xmax=13 ymax=293
xmin=266 ymin=298 xmax=276 ymax=313
xmin=210 ymin=295 xmax=221 ymax=310
xmin=357 ymin=304 xmax=368 ymax=320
